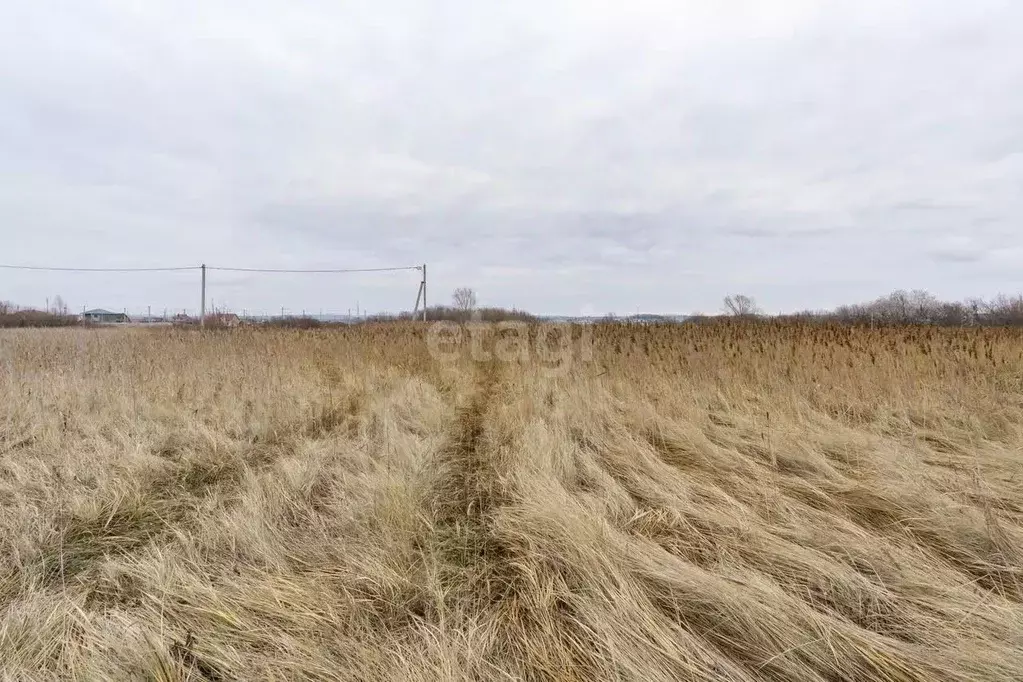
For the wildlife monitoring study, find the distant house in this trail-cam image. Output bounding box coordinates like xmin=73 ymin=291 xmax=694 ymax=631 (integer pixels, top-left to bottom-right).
xmin=82 ymin=309 xmax=131 ymax=324
xmin=209 ymin=312 xmax=241 ymax=327
xmin=627 ymin=314 xmax=671 ymax=325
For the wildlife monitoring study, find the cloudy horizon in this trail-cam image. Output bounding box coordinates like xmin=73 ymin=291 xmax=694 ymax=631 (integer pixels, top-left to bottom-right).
xmin=2 ymin=1 xmax=1022 ymax=317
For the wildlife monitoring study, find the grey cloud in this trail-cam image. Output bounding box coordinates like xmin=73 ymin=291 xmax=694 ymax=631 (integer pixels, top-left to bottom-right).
xmin=927 ymin=236 xmax=993 ymax=264
xmin=2 ymin=1 xmax=1023 ymax=315
xmin=929 ymin=249 xmax=986 ymax=264
xmin=722 ymin=223 xmax=842 ymax=240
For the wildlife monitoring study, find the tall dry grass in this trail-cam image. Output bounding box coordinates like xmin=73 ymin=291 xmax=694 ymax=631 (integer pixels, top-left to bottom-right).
xmin=1 ymin=322 xmax=1021 ymax=681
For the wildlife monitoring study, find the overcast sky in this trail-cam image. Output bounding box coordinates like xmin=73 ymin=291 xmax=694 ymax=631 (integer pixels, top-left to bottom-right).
xmin=2 ymin=1 xmax=1022 ymax=316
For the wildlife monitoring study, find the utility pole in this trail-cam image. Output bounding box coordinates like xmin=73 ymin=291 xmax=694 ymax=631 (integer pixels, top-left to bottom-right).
xmin=200 ymin=263 xmax=207 ymax=327
xmin=413 ymin=263 xmax=428 ymax=321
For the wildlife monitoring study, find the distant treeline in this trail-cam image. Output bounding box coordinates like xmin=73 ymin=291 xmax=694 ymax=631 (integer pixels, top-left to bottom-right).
xmin=790 ymin=290 xmax=1023 ymax=327
xmin=8 ymin=292 xmax=1023 ymax=329
xmin=197 ymin=306 xmax=537 ymax=329
xmin=378 ymin=295 xmax=1023 ymax=327
xmin=0 ymin=302 xmax=78 ymax=328
xmin=374 ymin=305 xmax=538 ymax=323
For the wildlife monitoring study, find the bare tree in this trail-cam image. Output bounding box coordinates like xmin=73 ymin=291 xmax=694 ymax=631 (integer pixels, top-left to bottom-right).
xmin=723 ymin=294 xmax=761 ymax=317
xmin=52 ymin=295 xmax=68 ymax=316
xmin=452 ymin=287 xmax=477 ymax=320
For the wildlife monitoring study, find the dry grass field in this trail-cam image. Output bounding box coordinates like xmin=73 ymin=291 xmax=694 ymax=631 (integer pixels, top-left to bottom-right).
xmin=1 ymin=322 xmax=1022 ymax=681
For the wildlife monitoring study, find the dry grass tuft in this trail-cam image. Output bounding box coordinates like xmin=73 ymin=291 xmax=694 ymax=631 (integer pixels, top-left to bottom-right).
xmin=1 ymin=322 xmax=1022 ymax=680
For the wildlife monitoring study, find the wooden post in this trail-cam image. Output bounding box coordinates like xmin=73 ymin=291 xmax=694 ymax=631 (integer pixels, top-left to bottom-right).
xmin=200 ymin=264 xmax=206 ymax=327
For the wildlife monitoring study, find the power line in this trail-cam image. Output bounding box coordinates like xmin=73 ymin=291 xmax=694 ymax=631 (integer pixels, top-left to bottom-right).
xmin=0 ymin=264 xmax=200 ymax=272
xmin=206 ymin=265 xmax=422 ymax=273
xmin=0 ymin=264 xmax=421 ymax=273
xmin=2 ymin=261 xmax=428 ymax=322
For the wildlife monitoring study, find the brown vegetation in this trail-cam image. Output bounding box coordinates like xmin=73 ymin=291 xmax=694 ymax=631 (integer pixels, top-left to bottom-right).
xmin=1 ymin=322 xmax=1021 ymax=680
xmin=0 ymin=301 xmax=79 ymax=328
xmin=389 ymin=305 xmax=538 ymax=323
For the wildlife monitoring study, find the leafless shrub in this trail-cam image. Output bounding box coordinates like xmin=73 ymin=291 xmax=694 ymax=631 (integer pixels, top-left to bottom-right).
xmin=723 ymin=293 xmax=761 ymax=317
